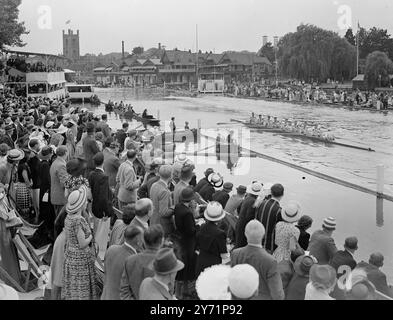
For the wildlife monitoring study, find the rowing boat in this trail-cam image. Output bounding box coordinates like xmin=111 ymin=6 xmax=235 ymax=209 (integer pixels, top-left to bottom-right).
xmin=230 ymin=119 xmax=375 ymax=152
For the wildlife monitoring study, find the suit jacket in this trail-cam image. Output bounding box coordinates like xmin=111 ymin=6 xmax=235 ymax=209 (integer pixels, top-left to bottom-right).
xmin=235 ymin=195 xmax=257 ymax=249
xmin=150 ymin=179 xmax=174 ymax=235
xmin=278 ymin=260 xmax=295 ymax=293
xmin=129 ymin=217 xmax=148 ymax=252
xmin=357 ymin=261 xmax=393 ymax=297
xmin=286 ymin=274 xmax=310 ymax=300
xmin=116 ymin=160 xmax=139 ymax=204
xmin=194 ymin=177 xmax=209 ymax=193
xmin=307 ymin=230 xmax=338 ymax=265
xmin=173 ymin=180 xmax=189 ymax=206
xmin=198 ymin=183 xmax=215 ymax=203
xmin=0 ymin=134 xmax=14 ymax=149
xmin=101 ymin=244 xmax=137 ymax=300
xmin=88 ymin=168 xmax=113 ymax=219
xmin=330 ymin=250 xmax=356 ymax=273
xmin=255 ymin=198 xmax=283 ymax=253
xmin=231 ymin=245 xmax=285 ymax=300
xmin=50 ymin=157 xmax=68 ymax=206
xmin=120 ymin=249 xmax=158 ymax=300
xmin=82 ymin=134 xmax=100 ymax=171
xmin=212 ymin=190 xmax=230 ymax=208
xmin=103 ymin=148 xmax=120 ymax=188
xmin=139 ymin=277 xmax=174 ymax=300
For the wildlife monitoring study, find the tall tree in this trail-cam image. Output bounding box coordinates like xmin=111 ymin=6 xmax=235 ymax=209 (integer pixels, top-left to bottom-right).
xmin=257 ymin=42 xmax=275 ymax=63
xmin=132 ymin=46 xmax=144 ymax=55
xmin=0 ymin=0 xmax=28 ymax=49
xmin=344 ymin=28 xmax=356 ymax=46
xmin=358 ymin=27 xmax=393 ymax=59
xmin=364 ymin=51 xmax=393 ymax=89
xmin=277 ymin=24 xmax=356 ymax=82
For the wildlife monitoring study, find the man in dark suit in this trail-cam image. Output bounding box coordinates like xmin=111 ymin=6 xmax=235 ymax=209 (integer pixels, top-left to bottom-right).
xmin=120 ymin=225 xmax=164 ymax=300
xmin=116 ymin=122 xmax=129 ymax=153
xmin=82 ymin=122 xmax=100 ymax=175
xmin=307 ymin=217 xmax=338 ymax=265
xmin=329 ymin=236 xmax=358 ymax=300
xmin=212 ymin=182 xmax=233 ymax=208
xmin=234 ymin=182 xmax=263 ymax=249
xmin=357 ymin=253 xmax=393 ymax=298
xmin=231 ymin=220 xmax=284 ymax=300
xmin=255 ymin=183 xmax=284 ymax=253
xmin=0 ymin=124 xmax=15 ymax=149
xmin=88 ymin=152 xmax=113 ymax=220
xmin=101 ymin=226 xmax=143 ymax=300
xmin=330 ymin=236 xmax=358 ymax=272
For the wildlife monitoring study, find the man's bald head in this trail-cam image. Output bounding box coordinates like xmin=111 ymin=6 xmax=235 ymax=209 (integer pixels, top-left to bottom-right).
xmin=245 ymin=220 xmax=265 ymax=245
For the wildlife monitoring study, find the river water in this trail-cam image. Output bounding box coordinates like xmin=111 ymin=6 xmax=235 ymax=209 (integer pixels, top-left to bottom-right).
xmin=76 ymin=87 xmax=393 ymax=281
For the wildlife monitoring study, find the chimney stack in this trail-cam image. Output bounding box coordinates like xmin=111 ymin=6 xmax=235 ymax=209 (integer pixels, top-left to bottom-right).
xmin=158 ymin=43 xmax=161 ymax=50
xmin=122 ymin=41 xmax=125 ymax=60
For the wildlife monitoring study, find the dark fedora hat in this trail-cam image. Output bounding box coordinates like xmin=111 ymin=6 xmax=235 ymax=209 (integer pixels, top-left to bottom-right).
xmin=181 ymin=187 xmax=196 ymax=202
xmin=148 ymin=248 xmax=184 ymax=275
xmin=236 ymin=185 xmax=247 ymax=194
xmin=294 ymin=255 xmax=315 ymax=277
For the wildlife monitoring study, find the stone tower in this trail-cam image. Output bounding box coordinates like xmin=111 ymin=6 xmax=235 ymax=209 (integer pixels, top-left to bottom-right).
xmin=63 ymin=29 xmax=80 ymax=61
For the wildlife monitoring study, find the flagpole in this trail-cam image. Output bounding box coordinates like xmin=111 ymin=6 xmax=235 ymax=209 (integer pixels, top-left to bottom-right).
xmin=356 ymin=22 xmax=360 ymax=76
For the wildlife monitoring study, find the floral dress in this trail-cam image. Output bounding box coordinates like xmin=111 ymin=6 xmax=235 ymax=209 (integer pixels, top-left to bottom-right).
xmin=64 ymin=176 xmax=89 ymax=193
xmin=273 ymin=221 xmax=300 ymax=263
xmin=62 ymin=215 xmax=98 ymax=300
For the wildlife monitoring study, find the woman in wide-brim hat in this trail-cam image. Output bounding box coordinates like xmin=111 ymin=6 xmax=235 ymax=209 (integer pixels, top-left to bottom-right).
xmin=272 ymin=201 xmax=302 ymax=263
xmin=195 ymin=202 xmax=229 ymax=277
xmin=62 ymin=186 xmax=99 ymax=300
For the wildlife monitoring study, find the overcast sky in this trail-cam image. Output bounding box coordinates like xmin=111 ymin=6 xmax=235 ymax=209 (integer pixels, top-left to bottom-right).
xmin=17 ymin=0 xmax=393 ymax=55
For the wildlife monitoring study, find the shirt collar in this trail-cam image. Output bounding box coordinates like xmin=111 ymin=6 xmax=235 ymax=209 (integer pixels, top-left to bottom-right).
xmin=124 ymin=242 xmax=137 ymax=254
xmin=96 ymin=167 xmax=104 ymax=173
xmin=248 ymin=243 xmax=263 ymax=249
xmin=153 ymin=277 xmax=169 ymax=292
xmin=135 ymin=216 xmax=149 ymax=229
xmin=345 ymin=249 xmax=354 ymax=258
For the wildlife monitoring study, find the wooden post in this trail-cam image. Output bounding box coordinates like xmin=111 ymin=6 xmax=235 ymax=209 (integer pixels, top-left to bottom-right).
xmin=377 ymin=164 xmax=385 ymax=195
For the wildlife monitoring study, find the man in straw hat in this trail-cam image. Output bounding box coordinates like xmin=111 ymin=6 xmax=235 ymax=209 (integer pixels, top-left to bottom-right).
xmin=234 ymin=181 xmax=263 ymax=249
xmin=307 ymin=217 xmax=338 ymax=265
xmin=0 ymin=149 xmax=24 ymax=199
xmin=195 ymin=202 xmax=229 ymax=277
xmin=198 ymin=172 xmax=223 ymax=203
xmin=231 ymin=220 xmax=284 ymax=300
xmin=255 ymin=183 xmax=285 ymax=254
xmin=139 ymin=248 xmax=184 ymax=300
xmin=194 ymin=168 xmax=214 ymax=193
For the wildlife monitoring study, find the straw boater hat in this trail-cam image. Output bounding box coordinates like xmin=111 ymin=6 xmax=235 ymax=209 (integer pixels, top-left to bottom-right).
xmin=309 ymin=264 xmax=336 ymax=290
xmin=246 ymin=181 xmax=263 ymax=196
xmin=45 ymin=121 xmax=55 ymax=129
xmin=196 ymin=265 xmax=232 ymax=300
xmin=281 ymin=201 xmax=302 ymax=223
xmin=66 ymin=186 xmax=88 ymax=215
xmin=322 ymin=217 xmax=336 ymax=230
xmin=148 ymin=248 xmax=184 ymax=275
xmin=228 ymin=264 xmax=259 ymax=299
xmin=204 ymin=201 xmax=226 ymax=222
xmin=7 ymin=149 xmax=25 ymax=162
xmin=207 ymin=173 xmax=224 ymax=188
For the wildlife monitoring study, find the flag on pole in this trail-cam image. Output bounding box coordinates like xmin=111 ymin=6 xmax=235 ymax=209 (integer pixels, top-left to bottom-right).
xmin=65 ymin=20 xmax=71 ymax=25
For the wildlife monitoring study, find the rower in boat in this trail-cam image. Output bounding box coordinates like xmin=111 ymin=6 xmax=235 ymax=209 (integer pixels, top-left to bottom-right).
xmin=258 ymin=114 xmax=263 ymax=124
xmin=272 ymin=116 xmax=280 ymax=128
xmin=250 ymin=112 xmax=257 ymax=124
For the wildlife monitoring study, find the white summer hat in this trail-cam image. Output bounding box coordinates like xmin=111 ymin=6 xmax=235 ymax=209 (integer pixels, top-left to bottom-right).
xmin=228 ymin=264 xmax=259 ymax=299
xmin=246 ymin=181 xmax=263 ymax=196
xmin=196 ymin=265 xmax=232 ymax=300
xmin=282 ymin=201 xmax=302 ymax=223
xmin=204 ymin=201 xmax=226 ymax=222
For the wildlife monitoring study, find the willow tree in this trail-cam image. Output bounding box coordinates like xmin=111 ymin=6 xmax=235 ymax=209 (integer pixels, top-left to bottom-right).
xmin=365 ymin=51 xmax=393 ymax=89
xmin=0 ymin=0 xmax=28 ymax=49
xmin=278 ymin=24 xmax=356 ymax=82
